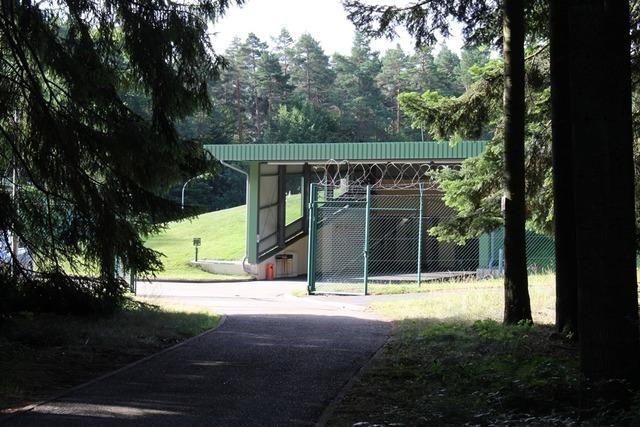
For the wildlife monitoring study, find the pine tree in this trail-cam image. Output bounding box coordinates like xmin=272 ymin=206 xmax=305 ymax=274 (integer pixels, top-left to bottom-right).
xmin=377 ymin=45 xmax=412 ymax=135
xmin=502 ymin=0 xmax=532 ymax=324
xmin=566 ymin=0 xmax=640 ymax=381
xmin=332 ymin=34 xmax=386 ymax=141
xmin=256 ymin=52 xmax=292 ymax=127
xmin=409 ymin=46 xmax=441 ymax=94
xmin=434 ymin=44 xmax=464 ymax=96
xmin=291 ymin=33 xmax=335 ymax=106
xmin=343 ymin=0 xmax=534 ymax=324
xmin=217 ymin=38 xmax=250 ymax=144
xmin=240 ymin=33 xmax=269 ymax=142
xmin=549 ymin=0 xmax=578 ymax=336
xmin=272 ymin=28 xmax=295 ymax=77
xmin=459 ymin=46 xmax=490 ymax=89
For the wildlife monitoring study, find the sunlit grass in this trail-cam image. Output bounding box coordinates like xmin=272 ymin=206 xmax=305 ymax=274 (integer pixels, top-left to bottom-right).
xmin=309 ymin=272 xmax=555 ymax=296
xmin=144 ymin=205 xmax=247 ymax=280
xmin=372 ymin=281 xmax=555 ymax=324
xmin=144 ymin=195 xmax=303 ymax=280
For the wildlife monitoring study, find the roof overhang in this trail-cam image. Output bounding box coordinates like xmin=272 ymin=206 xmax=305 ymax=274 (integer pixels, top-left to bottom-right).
xmin=204 ymin=141 xmax=487 ymax=163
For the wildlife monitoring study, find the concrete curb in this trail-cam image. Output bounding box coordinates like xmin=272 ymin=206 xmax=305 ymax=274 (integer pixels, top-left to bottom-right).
xmin=0 ymin=315 xmax=228 ymax=423
xmin=282 ymin=293 xmax=366 ymax=312
xmin=138 ymin=277 xmax=254 ymax=284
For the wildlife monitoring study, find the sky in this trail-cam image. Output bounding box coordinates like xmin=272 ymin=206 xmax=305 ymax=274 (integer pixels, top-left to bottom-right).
xmin=210 ymin=0 xmax=464 ymax=57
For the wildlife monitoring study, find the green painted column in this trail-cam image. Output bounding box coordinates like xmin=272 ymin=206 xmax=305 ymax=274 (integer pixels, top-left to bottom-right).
xmin=417 ymin=183 xmax=424 ymax=287
xmin=307 ymin=183 xmax=318 ymax=294
xmin=246 ymin=162 xmax=260 ymax=264
xmin=363 ymin=185 xmax=371 ymax=295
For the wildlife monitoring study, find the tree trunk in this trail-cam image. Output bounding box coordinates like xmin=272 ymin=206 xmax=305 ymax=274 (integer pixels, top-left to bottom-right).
xmin=235 ymin=75 xmax=243 ymax=144
xmin=502 ymin=0 xmax=532 ymax=324
xmin=255 ymin=91 xmax=261 ymax=140
xmin=568 ymin=0 xmax=640 ymax=381
xmin=396 ymin=87 xmax=401 ymax=133
xmin=305 ymin=59 xmax=311 ymax=102
xmin=550 ymin=0 xmax=578 ymax=336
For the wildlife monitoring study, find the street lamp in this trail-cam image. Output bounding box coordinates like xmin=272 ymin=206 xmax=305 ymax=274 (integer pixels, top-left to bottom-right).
xmin=181 ymin=174 xmax=207 ymax=210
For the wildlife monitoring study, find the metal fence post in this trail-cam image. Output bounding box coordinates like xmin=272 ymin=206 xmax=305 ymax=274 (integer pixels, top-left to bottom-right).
xmin=307 ymin=183 xmax=318 ymax=294
xmin=417 ymin=183 xmax=424 ymax=287
xmin=363 ymin=185 xmax=372 ymax=295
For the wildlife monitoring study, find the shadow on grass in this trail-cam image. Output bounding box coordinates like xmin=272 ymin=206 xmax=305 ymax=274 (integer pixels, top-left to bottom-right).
xmin=329 ymin=317 xmax=640 ymax=426
xmin=0 ymin=302 xmax=219 ymax=412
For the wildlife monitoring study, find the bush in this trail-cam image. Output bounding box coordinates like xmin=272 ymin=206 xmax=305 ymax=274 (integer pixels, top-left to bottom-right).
xmin=0 ymin=270 xmax=129 ymax=317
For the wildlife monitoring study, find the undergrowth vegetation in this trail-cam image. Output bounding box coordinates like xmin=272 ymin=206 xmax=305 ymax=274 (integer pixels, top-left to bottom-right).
xmin=0 ymin=269 xmax=129 ymax=318
xmin=331 ymin=319 xmax=640 ymax=426
xmin=0 ymin=298 xmax=219 ymax=412
xmin=329 ymin=275 xmax=640 ymax=425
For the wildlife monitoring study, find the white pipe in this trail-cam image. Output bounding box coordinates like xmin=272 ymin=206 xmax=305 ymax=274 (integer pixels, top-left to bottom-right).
xmin=181 ymin=174 xmax=208 ymax=210
xmin=219 ymin=161 xmax=251 ymax=274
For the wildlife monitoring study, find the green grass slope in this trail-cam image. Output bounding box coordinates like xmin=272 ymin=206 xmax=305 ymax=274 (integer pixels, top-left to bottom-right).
xmin=144 ymin=193 xmax=303 ymax=280
xmin=145 ymin=205 xmax=247 ymax=280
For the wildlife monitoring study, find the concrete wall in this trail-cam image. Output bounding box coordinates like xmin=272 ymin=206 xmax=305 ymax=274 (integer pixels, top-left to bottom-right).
xmin=251 ymin=235 xmax=309 ymax=280
xmin=189 ymin=260 xmax=247 ymax=276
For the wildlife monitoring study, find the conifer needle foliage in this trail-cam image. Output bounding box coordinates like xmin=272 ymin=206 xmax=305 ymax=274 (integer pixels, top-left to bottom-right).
xmin=0 ymin=1 xmax=242 ymax=299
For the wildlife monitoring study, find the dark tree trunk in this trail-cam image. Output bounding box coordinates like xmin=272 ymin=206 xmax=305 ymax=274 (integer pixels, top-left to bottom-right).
xmin=255 ymin=91 xmax=261 ymax=140
xmin=567 ymin=0 xmax=640 ymax=381
xmin=396 ymin=88 xmax=401 ymax=133
xmin=550 ymin=0 xmax=578 ymax=336
xmin=98 ymin=210 xmax=117 ymax=297
xmin=502 ymin=0 xmax=532 ymax=324
xmin=235 ymin=75 xmax=243 ymax=144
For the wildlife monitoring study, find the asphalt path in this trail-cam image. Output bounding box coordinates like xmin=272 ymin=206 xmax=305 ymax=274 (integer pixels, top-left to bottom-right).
xmin=2 ymin=280 xmax=390 ymax=426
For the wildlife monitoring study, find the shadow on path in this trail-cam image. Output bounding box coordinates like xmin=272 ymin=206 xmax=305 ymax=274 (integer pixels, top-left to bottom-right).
xmin=2 ymin=314 xmax=390 ymax=426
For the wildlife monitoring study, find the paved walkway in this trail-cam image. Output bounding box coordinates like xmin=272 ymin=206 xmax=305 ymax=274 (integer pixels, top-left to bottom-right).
xmin=2 ymin=280 xmax=390 ymax=426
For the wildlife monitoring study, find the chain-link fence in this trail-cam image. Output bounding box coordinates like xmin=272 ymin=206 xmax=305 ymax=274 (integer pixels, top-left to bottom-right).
xmin=307 ymin=183 xmax=555 ymax=295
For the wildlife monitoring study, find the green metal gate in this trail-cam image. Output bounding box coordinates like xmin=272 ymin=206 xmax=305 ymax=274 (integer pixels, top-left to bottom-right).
xmin=307 ymin=183 xmax=434 ymax=295
xmin=307 ymin=183 xmax=370 ymax=294
xmin=307 ymin=181 xmax=555 ymax=295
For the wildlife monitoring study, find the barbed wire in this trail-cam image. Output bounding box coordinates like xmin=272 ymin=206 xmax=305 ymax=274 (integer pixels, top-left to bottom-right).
xmin=311 ymin=160 xmax=446 ymax=189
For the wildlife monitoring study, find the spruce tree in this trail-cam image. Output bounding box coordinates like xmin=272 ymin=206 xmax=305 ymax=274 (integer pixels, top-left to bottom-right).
xmin=0 ymin=0 xmax=241 ymax=299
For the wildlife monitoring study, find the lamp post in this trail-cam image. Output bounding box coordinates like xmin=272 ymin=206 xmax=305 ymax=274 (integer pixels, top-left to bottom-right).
xmin=181 ymin=174 xmax=207 ymax=210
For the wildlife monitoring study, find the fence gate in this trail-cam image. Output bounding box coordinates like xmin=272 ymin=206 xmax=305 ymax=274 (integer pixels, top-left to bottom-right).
xmin=307 ymin=183 xmax=369 ymax=294
xmin=306 ymin=167 xmax=555 ymax=295
xmin=307 ymin=182 xmax=469 ymax=295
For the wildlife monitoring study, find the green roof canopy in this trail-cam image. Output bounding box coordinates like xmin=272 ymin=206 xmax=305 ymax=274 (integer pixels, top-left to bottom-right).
xmin=204 ymin=141 xmax=487 ymax=163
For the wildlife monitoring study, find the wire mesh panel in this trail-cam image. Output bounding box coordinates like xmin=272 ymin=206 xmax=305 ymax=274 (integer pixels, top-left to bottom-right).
xmin=366 ymin=189 xmax=480 ymax=285
xmin=477 ymin=228 xmax=556 ymax=277
xmin=310 ymin=184 xmax=368 ymax=294
xmin=368 ymin=189 xmax=421 ymax=284
xmin=306 ymin=162 xmax=557 ymax=295
xmin=421 ymin=193 xmax=480 ymax=278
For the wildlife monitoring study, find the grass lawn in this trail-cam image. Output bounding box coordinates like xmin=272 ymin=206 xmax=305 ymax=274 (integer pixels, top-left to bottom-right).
xmin=144 ymin=205 xmax=247 ymax=280
xmin=368 ymin=272 xmax=554 ymax=296
xmin=303 ymin=273 xmax=555 ymax=296
xmin=0 ymin=299 xmax=219 ymax=412
xmin=143 ymin=194 xmax=303 ymax=281
xmin=329 ymin=276 xmax=640 ymax=426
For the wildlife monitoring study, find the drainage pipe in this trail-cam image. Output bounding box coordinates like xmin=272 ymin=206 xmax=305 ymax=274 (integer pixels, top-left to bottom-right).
xmin=219 ymin=160 xmax=252 ymax=275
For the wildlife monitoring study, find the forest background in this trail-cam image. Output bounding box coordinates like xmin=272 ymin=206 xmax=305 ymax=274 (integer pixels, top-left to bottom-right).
xmin=171 ymin=30 xmax=489 ymax=212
